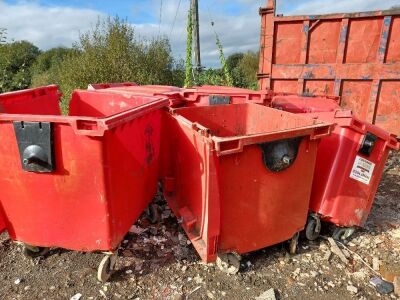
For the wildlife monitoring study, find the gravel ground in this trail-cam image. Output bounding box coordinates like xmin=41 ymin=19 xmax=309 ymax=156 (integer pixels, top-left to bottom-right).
xmin=0 ymin=153 xmax=399 ymax=300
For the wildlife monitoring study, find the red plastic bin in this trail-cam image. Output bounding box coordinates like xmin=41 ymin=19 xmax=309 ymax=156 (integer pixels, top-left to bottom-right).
xmin=161 ymin=103 xmax=333 ymax=264
xmin=182 ymin=86 xmax=271 ymax=107
xmin=271 ymin=98 xmax=400 ymax=239
xmin=88 ymin=83 xmax=274 ymax=108
xmin=0 ymin=87 xmax=168 ymax=279
xmin=0 ymin=85 xmax=61 ymax=115
xmin=306 ymin=110 xmax=399 ymax=239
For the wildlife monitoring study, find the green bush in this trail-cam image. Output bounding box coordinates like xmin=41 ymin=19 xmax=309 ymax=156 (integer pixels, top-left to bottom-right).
xmin=31 ymin=47 xmax=78 ymax=88
xmin=226 ymin=51 xmax=259 ymax=90
xmin=52 ymin=17 xmax=180 ymax=112
xmin=0 ymin=41 xmax=40 ymax=93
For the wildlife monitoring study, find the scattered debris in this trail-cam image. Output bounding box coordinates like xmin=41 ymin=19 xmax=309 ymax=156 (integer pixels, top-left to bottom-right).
xmin=187 ymin=286 xmax=201 ymax=297
xmin=372 ymin=257 xmax=380 ymax=271
xmin=70 ymin=293 xmax=82 ymax=300
xmin=99 ymin=290 xmax=107 ymax=299
xmin=0 ymin=153 xmax=398 ymax=300
xmin=255 ymin=288 xmax=276 ymax=300
xmin=128 ymin=225 xmax=147 ymax=235
xmin=370 ymin=276 xmax=394 ymax=294
xmin=346 ymin=285 xmax=358 ymax=294
xmin=394 ymin=276 xmax=400 ymax=296
xmin=327 ymin=238 xmax=348 ymax=264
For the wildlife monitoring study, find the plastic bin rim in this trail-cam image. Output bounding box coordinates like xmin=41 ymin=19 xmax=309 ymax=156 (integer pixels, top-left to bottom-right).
xmin=81 ymin=89 xmax=183 ymax=106
xmin=171 ymin=104 xmax=334 ymax=156
xmin=0 ymin=85 xmax=60 ymax=99
xmin=305 ymin=110 xmax=400 ymax=150
xmin=0 ymin=97 xmax=169 ymax=137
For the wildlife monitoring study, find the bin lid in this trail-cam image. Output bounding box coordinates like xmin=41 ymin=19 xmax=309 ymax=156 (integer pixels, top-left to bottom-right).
xmin=86 ymin=84 xmax=183 ymax=107
xmin=271 ymin=95 xmax=340 ymax=113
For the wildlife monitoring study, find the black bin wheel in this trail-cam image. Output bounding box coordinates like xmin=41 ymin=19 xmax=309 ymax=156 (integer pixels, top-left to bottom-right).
xmin=305 ymin=217 xmax=321 ymax=241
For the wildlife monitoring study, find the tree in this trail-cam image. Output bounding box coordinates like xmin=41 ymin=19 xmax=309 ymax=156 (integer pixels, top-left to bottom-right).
xmin=226 ymin=53 xmax=244 ymax=71
xmin=238 ymin=51 xmax=259 ymax=89
xmin=0 ymin=41 xmax=40 ymax=93
xmin=31 ymin=47 xmax=78 ymax=87
xmin=0 ymin=28 xmax=6 ymax=44
xmin=56 ymin=17 xmax=180 ymax=111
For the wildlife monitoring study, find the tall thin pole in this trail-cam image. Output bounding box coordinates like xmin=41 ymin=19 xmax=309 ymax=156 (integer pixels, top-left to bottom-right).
xmin=191 ymin=0 xmax=201 ymax=71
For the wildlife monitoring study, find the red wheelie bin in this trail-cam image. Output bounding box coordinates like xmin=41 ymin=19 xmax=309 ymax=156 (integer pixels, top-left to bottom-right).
xmin=271 ymin=97 xmax=400 ymax=240
xmin=0 ymin=85 xmax=61 ymax=115
xmin=0 ymin=87 xmax=168 ymax=281
xmin=0 ymin=85 xmax=61 ymax=235
xmin=161 ymin=103 xmax=333 ymax=272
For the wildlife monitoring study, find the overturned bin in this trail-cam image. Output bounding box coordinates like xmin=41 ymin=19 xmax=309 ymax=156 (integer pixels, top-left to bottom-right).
xmin=0 ymin=87 xmax=168 ymax=281
xmin=161 ymin=103 xmax=333 ymax=271
xmin=272 ymin=97 xmax=400 ymax=240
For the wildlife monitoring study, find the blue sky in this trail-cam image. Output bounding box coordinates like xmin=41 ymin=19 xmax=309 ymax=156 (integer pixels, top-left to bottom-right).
xmin=1 ymin=0 xmax=399 ymax=66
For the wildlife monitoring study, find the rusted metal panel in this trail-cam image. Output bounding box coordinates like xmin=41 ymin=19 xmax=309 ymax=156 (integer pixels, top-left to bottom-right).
xmin=258 ymin=0 xmax=400 ymax=136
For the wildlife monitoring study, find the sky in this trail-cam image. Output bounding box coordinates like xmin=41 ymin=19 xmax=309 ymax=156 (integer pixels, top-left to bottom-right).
xmin=1 ymin=0 xmax=400 ymax=67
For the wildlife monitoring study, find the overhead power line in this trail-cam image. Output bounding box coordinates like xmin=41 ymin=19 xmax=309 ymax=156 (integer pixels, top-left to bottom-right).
xmin=158 ymin=0 xmax=163 ymax=36
xmin=170 ymin=0 xmax=182 ymax=37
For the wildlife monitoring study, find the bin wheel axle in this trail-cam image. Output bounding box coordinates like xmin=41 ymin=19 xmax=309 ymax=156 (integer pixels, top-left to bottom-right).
xmin=216 ymin=252 xmax=241 ymax=275
xmin=289 ymin=232 xmax=300 ymax=255
xmin=97 ymin=254 xmax=117 ymax=282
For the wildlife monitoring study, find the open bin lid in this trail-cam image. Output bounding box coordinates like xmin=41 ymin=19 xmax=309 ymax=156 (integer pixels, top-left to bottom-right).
xmin=87 ymin=82 xmax=138 ymax=90
xmin=87 ymin=84 xmax=183 ymax=107
xmin=0 ymin=85 xmax=61 ymax=115
xmin=69 ymin=89 xmax=170 ymax=118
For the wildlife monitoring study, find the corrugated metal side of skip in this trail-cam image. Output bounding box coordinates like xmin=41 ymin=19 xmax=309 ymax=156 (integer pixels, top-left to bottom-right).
xmin=258 ymin=0 xmax=400 ymax=136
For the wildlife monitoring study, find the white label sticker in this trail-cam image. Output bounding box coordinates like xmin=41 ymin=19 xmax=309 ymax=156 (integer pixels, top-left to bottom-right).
xmin=349 ymin=156 xmax=375 ymax=185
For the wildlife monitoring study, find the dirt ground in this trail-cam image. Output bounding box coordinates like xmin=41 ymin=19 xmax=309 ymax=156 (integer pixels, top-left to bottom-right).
xmin=0 ymin=153 xmax=399 ymax=300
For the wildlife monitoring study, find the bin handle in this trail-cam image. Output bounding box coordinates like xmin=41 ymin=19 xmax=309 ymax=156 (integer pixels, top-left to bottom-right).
xmin=387 ymin=136 xmax=400 ymax=151
xmin=214 ymin=124 xmax=332 ymax=156
xmin=310 ymin=125 xmax=334 ymax=140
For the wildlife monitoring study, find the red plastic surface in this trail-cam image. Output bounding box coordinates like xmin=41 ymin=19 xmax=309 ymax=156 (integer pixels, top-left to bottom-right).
xmin=0 ymin=88 xmax=168 ymax=251
xmin=0 ymin=85 xmax=61 ymax=115
xmin=161 ymin=104 xmax=333 ymax=262
xmin=87 ymin=82 xmax=138 ymax=90
xmin=182 ymin=86 xmax=272 ymax=107
xmin=88 ymin=85 xmax=183 ymax=107
xmin=306 ymin=110 xmax=399 ymax=227
xmin=271 ymin=95 xmax=340 ymax=113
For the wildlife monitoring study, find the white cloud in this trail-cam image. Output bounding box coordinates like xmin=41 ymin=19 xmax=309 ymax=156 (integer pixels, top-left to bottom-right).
xmin=1 ymin=0 xmax=398 ymax=67
xmin=278 ymin=0 xmax=400 ymax=15
xmin=133 ymin=0 xmax=264 ymax=67
xmin=0 ymin=1 xmax=103 ymax=49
